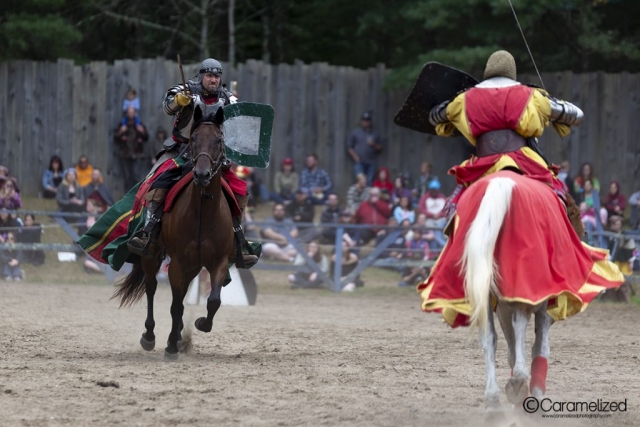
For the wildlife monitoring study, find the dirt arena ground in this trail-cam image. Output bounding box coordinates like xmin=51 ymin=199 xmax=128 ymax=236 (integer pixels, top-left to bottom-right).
xmin=1 ymin=275 xmax=639 ymax=427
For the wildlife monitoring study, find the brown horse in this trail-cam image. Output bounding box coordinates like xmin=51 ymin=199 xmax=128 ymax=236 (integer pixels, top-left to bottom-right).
xmin=113 ymin=105 xmax=233 ymax=359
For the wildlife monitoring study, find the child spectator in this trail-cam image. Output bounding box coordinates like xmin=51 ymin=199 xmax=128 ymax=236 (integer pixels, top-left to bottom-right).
xmin=1 ymin=232 xmax=23 ymax=281
xmin=393 ymin=193 xmax=415 ymax=224
xmin=331 ymin=240 xmax=363 ymax=292
xmin=120 ymin=89 xmax=141 ymax=130
xmin=19 ymin=214 xmax=45 ymax=266
xmin=0 ymin=179 xmax=22 ymax=210
xmin=288 ymin=241 xmax=329 ymax=289
xmin=42 ymin=155 xmax=64 ymax=198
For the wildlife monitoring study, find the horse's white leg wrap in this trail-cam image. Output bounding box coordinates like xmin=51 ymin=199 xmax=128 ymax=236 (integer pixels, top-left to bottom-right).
xmin=531 ymin=302 xmax=551 ymax=397
xmin=481 ymin=304 xmax=501 ymax=409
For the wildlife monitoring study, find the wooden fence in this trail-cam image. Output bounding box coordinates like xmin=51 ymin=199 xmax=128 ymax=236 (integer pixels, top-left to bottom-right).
xmin=0 ymin=58 xmax=638 ymax=200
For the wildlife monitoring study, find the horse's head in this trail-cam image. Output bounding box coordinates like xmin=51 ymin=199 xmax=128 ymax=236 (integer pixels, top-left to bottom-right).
xmin=190 ymin=104 xmax=225 ymax=187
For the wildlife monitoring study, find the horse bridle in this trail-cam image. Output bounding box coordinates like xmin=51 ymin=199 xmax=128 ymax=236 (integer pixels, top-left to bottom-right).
xmin=190 ymin=120 xmax=226 ymax=178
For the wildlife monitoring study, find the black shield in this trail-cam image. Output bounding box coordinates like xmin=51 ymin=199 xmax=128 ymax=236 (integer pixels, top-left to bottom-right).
xmin=393 ymin=62 xmax=479 ymax=135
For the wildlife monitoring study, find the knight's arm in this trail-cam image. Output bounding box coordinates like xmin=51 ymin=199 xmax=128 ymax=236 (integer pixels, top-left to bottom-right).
xmin=163 ymin=83 xmax=190 ymax=115
xmin=428 ymin=100 xmax=450 ymax=127
xmin=548 ymin=98 xmax=584 ymax=127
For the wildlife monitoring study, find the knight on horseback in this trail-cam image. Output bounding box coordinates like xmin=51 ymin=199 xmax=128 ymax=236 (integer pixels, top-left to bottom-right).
xmin=429 ymin=50 xmax=585 ymax=235
xmin=127 ymin=58 xmax=259 ymax=268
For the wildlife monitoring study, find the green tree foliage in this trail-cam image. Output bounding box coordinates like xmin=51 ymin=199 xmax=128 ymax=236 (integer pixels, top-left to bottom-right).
xmin=1 ymin=0 xmax=638 ymax=84
xmin=0 ymin=0 xmax=82 ymax=60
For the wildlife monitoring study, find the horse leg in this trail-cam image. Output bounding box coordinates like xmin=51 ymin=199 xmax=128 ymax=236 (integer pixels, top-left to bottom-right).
xmin=165 ymin=263 xmax=197 ymax=359
xmin=496 ymin=303 xmax=516 ymax=375
xmin=505 ymin=305 xmax=531 ymax=405
xmin=140 ymin=258 xmax=159 ymax=351
xmin=481 ymin=302 xmax=502 ymax=413
xmin=530 ymin=301 xmax=551 ymax=399
xmin=195 ymin=262 xmax=227 ymax=333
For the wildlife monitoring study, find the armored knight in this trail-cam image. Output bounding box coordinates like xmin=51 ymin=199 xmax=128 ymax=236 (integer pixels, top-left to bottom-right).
xmin=127 ymin=58 xmax=259 ymax=268
xmin=428 ymin=50 xmax=585 ymax=234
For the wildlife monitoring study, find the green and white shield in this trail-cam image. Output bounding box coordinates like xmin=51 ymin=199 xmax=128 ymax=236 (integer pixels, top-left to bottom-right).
xmin=222 ymin=102 xmax=274 ymax=168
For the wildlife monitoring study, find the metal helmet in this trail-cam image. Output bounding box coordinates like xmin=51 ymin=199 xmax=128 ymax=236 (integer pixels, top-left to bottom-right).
xmin=199 ymin=58 xmax=223 ymax=76
xmin=483 ymin=50 xmax=517 ymax=81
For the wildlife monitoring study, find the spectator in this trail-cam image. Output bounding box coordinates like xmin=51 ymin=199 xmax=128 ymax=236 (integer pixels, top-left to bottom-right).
xmin=405 ymin=223 xmax=432 ymax=262
xmin=82 ymin=201 xmax=104 ymax=274
xmin=0 ymin=211 xmax=19 ymax=242
xmin=413 ymin=161 xmax=437 ymax=200
xmin=0 ymin=165 xmax=19 ymax=192
xmin=19 ymin=214 xmax=45 ymax=266
xmin=347 ymin=112 xmax=382 ymax=185
xmin=57 ymin=168 xmax=86 ymax=213
xmin=375 ymin=217 xmax=406 ymax=262
xmin=579 ymin=201 xmax=598 ymax=236
xmin=288 ymin=241 xmax=329 ymax=289
xmin=336 ymin=208 xmax=359 ymax=249
xmin=354 ymin=187 xmax=392 ymax=245
xmin=271 ymin=157 xmax=299 ymax=204
xmin=83 ymin=168 xmax=115 ymax=214
xmin=286 ymin=189 xmax=317 ymax=243
xmin=74 ymin=156 xmax=94 ymax=188
xmin=319 ymin=193 xmax=343 ymax=243
xmin=1 ymin=232 xmax=23 ymax=281
xmin=573 ymin=162 xmax=601 ymax=197
xmin=261 ymin=203 xmax=299 ymax=262
xmin=406 ymin=212 xmax=438 ymax=250
xmin=557 ymin=160 xmax=577 ymax=200
xmin=299 ymin=153 xmax=333 ymax=205
xmin=115 ymin=106 xmax=149 ymax=191
xmin=391 ymin=176 xmax=407 ymax=205
xmin=372 ymin=167 xmax=393 ymax=201
xmin=393 ymin=193 xmax=415 ymax=224
xmin=0 ymin=179 xmax=22 ymax=210
xmin=418 ymin=180 xmax=447 ymax=250
xmin=604 ymin=181 xmax=627 ymax=220
xmin=602 ymin=215 xmax=636 ymax=302
xmin=578 ymin=179 xmax=607 ymax=227
xmin=346 ymin=173 xmax=370 ymax=213
xmin=42 ymin=155 xmax=64 ymax=198
xmin=331 ymin=240 xmax=364 ymax=292
xmin=122 ymin=88 xmax=140 ymax=116
xmin=630 ymin=190 xmax=640 ymax=230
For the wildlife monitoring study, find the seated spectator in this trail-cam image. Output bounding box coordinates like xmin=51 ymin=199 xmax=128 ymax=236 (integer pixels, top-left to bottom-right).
xmin=0 ymin=179 xmax=21 ymax=210
xmin=405 ymin=224 xmax=432 ymax=262
xmin=271 ymin=157 xmax=299 ymax=204
xmin=261 ymin=203 xmax=299 ymax=262
xmin=75 ymin=156 xmax=94 ymax=188
xmin=418 ymin=180 xmax=447 ymax=249
xmin=331 ymin=240 xmax=363 ymax=292
xmin=18 ymin=214 xmax=45 ymax=266
xmin=630 ymin=190 xmax=640 ymax=230
xmin=336 ymin=208 xmax=359 ymax=249
xmin=319 ymin=193 xmax=343 ymax=243
xmin=578 ymin=179 xmax=607 ymax=226
xmin=1 ymin=232 xmax=23 ymax=280
xmin=573 ymin=162 xmax=601 ymax=197
xmin=346 ymin=173 xmax=370 ymax=213
xmin=288 ymin=241 xmax=329 ymax=289
xmin=354 ymin=187 xmax=392 ymax=245
xmin=83 ymin=168 xmax=115 ymax=214
xmin=0 ymin=211 xmax=20 ymax=242
xmin=299 ymin=153 xmax=332 ymax=205
xmin=413 ymin=161 xmax=437 ymax=200
xmin=286 ymin=189 xmax=317 ymax=243
xmin=393 ymin=193 xmax=415 ymax=224
xmin=557 ymin=160 xmax=577 ymax=200
xmin=604 ymin=181 xmax=626 ymax=220
xmin=57 ymin=168 xmax=86 ymax=213
xmin=392 ymin=174 xmax=412 ymax=205
xmin=407 ymin=213 xmax=438 ymax=253
xmin=580 ymin=201 xmax=598 ymax=235
xmin=375 ymin=217 xmax=406 ymax=263
xmin=607 ymin=215 xmax=637 ymax=276
xmin=42 ymin=155 xmax=64 ymax=198
xmin=372 ymin=167 xmax=393 ymax=201
xmin=398 ymin=266 xmax=430 ymax=288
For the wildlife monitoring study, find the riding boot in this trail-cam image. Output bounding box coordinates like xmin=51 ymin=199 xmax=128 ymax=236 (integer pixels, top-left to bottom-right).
xmin=229 ymin=193 xmax=259 ymax=269
xmin=127 ymin=189 xmax=168 ymax=258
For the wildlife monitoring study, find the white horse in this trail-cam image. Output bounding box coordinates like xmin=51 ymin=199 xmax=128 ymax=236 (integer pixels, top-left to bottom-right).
xmin=452 ymin=171 xmax=622 ymax=416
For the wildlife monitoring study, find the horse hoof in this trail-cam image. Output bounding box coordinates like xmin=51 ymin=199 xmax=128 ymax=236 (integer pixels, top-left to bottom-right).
xmin=164 ymin=349 xmax=179 ymax=361
xmin=167 ymin=339 xmax=185 ymax=352
xmin=506 ymin=377 xmax=529 ymax=405
xmin=195 ymin=317 xmax=212 ymax=333
xmin=140 ymin=335 xmax=155 ymax=351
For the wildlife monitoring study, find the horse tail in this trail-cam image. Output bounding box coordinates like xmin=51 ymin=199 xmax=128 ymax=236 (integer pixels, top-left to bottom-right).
xmin=461 ymin=176 xmax=516 ymax=332
xmin=112 ymin=261 xmax=147 ymax=308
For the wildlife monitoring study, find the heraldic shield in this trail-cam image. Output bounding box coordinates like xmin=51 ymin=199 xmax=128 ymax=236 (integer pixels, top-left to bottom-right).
xmin=393 ymin=62 xmax=478 ymax=135
xmin=222 ymin=103 xmax=274 ymax=168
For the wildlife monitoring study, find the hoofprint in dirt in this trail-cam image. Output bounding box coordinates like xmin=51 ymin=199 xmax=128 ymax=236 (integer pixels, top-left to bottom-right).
xmin=0 ymin=282 xmax=638 ymax=427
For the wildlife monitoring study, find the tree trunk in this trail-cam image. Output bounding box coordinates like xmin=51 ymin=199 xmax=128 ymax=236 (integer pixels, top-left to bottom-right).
xmin=228 ymin=0 xmax=236 ymax=65
xmin=200 ymin=0 xmax=210 ymax=58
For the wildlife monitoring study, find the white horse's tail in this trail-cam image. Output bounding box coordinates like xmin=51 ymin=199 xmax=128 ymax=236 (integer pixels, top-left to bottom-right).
xmin=461 ymin=176 xmax=516 ymax=332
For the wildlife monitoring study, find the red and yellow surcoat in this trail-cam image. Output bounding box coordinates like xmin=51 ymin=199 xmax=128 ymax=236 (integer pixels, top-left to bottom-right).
xmin=437 ymin=83 xmax=570 ymax=194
